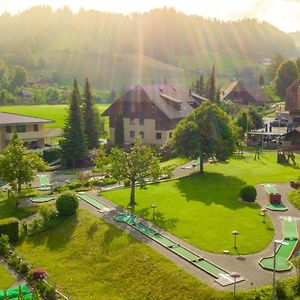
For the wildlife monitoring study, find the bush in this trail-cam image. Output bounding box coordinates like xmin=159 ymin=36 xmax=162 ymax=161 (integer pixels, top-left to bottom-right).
xmin=240 ymin=185 xmax=257 ymax=202
xmin=56 ymin=191 xmax=79 ymax=217
xmin=43 ymin=148 xmax=61 ymax=164
xmin=8 ymin=253 xmax=20 ymax=268
xmin=19 ymin=262 xmax=30 ymax=275
xmin=0 ymin=218 xmax=19 ymax=242
xmin=0 ymin=234 xmax=10 ymax=256
xmin=32 ymin=269 xmax=48 ymax=280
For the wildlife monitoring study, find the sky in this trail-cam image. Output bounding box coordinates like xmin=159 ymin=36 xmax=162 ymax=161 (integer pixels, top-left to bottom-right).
xmin=0 ymin=0 xmax=300 ymax=33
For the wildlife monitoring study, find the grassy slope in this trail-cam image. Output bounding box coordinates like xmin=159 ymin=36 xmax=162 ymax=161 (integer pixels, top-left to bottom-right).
xmin=104 ymin=152 xmax=300 ymax=254
xmin=16 ymin=210 xmax=228 ymax=300
xmin=0 ymin=265 xmax=14 ymax=290
xmin=288 ymin=189 xmax=300 ymax=210
xmin=0 ymin=104 xmax=109 ymax=130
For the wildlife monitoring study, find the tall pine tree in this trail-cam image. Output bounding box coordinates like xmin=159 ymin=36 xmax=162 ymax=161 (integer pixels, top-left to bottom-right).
xmin=206 ymin=66 xmax=216 ymax=102
xmin=83 ymin=78 xmax=100 ymax=150
xmin=61 ymin=79 xmax=88 ymax=167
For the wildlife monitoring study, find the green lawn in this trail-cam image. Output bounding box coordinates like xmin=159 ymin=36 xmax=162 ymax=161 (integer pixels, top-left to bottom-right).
xmin=0 ymin=265 xmax=14 ymax=290
xmin=288 ymin=189 xmax=300 ymax=210
xmin=104 ymin=152 xmax=300 ymax=254
xmin=16 ymin=210 xmax=228 ymax=300
xmin=159 ymin=157 xmax=189 ymax=170
xmin=0 ymin=104 xmax=109 ymax=130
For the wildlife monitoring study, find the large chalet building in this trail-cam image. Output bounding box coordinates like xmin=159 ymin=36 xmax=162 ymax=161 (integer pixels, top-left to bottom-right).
xmin=221 ymin=81 xmax=270 ymax=105
xmin=286 ymin=77 xmax=300 ymax=129
xmin=102 ymin=84 xmax=206 ymax=145
xmin=0 ymin=112 xmax=62 ymax=152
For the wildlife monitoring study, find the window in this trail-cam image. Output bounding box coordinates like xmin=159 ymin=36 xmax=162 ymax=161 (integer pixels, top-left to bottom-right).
xmin=16 ymin=125 xmax=26 ymax=133
xmin=34 ymin=124 xmax=39 ymax=132
xmin=130 ymin=118 xmax=135 ymax=125
xmin=156 ymin=132 xmax=162 ymax=140
xmin=169 ymin=132 xmax=172 ymax=138
xmin=139 ymin=131 xmax=145 ymax=139
xmin=6 ymin=126 xmax=11 ymax=133
xmin=139 ymin=118 xmax=144 ymax=126
xmin=130 ymin=131 xmax=135 ymax=138
xmin=151 ymin=105 xmax=156 ymax=113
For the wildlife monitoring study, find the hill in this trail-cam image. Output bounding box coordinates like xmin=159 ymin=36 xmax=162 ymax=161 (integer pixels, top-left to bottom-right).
xmin=0 ymin=6 xmax=297 ymax=89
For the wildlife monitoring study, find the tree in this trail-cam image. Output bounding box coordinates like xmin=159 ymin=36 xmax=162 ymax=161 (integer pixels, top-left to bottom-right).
xmin=110 ymin=139 xmax=162 ymax=206
xmin=205 ymin=66 xmax=216 ymax=102
xmin=275 ymin=60 xmax=299 ymax=97
xmin=172 ymin=101 xmax=235 ymax=173
xmin=114 ymin=113 xmax=124 ymax=146
xmin=195 ymin=75 xmax=205 ymax=96
xmin=90 ymin=144 xmax=110 ymax=175
xmin=296 ymin=58 xmax=300 ymax=74
xmin=236 ymin=111 xmax=248 ymax=133
xmin=258 ymin=74 xmax=265 ymax=86
xmin=215 ymin=86 xmax=221 ymax=104
xmin=248 ymin=108 xmax=264 ymax=130
xmin=9 ymin=66 xmax=27 ymax=90
xmin=83 ymin=78 xmax=100 ymax=150
xmin=0 ymin=134 xmax=45 ymax=196
xmin=267 ymin=53 xmax=284 ymax=81
xmin=51 ymin=71 xmax=61 ymax=84
xmin=61 ymin=79 xmax=88 ymax=167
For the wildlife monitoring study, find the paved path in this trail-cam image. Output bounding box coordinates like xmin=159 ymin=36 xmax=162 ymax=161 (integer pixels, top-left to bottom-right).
xmin=79 ymin=182 xmax=300 ymax=292
xmin=0 ymin=258 xmax=26 ymax=288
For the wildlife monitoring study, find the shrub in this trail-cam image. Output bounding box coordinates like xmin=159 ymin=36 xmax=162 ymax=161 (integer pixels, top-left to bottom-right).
xmin=19 ymin=262 xmax=30 ymax=275
xmin=32 ymin=269 xmax=48 ymax=280
xmin=56 ymin=191 xmax=79 ymax=217
xmin=0 ymin=218 xmax=19 ymax=242
xmin=8 ymin=253 xmax=20 ymax=268
xmin=0 ymin=234 xmax=10 ymax=256
xmin=240 ymin=185 xmax=257 ymax=202
xmin=43 ymin=148 xmax=61 ymax=164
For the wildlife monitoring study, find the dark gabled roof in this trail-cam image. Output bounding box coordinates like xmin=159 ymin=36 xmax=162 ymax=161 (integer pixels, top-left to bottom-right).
xmin=0 ymin=112 xmax=54 ymax=126
xmin=285 ymin=77 xmax=300 ymax=111
xmin=102 ymin=84 xmax=204 ymax=120
xmin=221 ymin=81 xmax=270 ymax=103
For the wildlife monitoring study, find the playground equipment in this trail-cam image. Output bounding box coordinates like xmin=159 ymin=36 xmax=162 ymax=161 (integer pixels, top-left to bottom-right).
xmin=77 ymin=192 xmax=113 ymax=212
xmin=0 ymin=285 xmax=35 ymax=300
xmin=277 ymin=148 xmax=296 ymax=165
xmin=115 ymin=214 xmax=245 ymax=286
xmin=264 ymin=184 xmax=288 ymax=211
xmin=259 ymin=218 xmax=299 ymax=271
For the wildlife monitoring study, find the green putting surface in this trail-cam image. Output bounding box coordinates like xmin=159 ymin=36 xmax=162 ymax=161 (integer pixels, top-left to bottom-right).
xmin=284 ymin=219 xmax=298 ymax=240
xmin=151 ymin=234 xmax=177 ymax=247
xmin=30 ymin=196 xmax=56 ymax=203
xmin=170 ymin=246 xmax=200 ymax=261
xmin=264 ymin=184 xmax=278 ymax=194
xmin=266 ymin=203 xmax=288 ymax=211
xmin=194 ymin=259 xmax=228 ymax=278
xmin=133 ymin=222 xmax=157 ymax=236
xmin=77 ymin=193 xmax=109 ymax=210
xmin=114 ymin=214 xmax=137 ymax=225
xmin=0 ymin=285 xmax=30 ymax=300
xmin=39 ymin=175 xmax=49 ymax=186
xmin=192 ymin=158 xmax=200 ymax=166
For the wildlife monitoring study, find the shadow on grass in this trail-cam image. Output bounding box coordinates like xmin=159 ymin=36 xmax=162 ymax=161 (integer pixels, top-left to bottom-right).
xmin=138 ymin=207 xmax=179 ymax=231
xmin=175 ymin=172 xmax=257 ymax=210
xmin=102 ymin=224 xmax=124 ymax=246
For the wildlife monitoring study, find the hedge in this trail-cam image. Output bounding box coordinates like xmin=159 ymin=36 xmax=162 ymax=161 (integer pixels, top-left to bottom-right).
xmin=0 ymin=218 xmax=19 ymax=242
xmin=43 ymin=148 xmax=61 ymax=163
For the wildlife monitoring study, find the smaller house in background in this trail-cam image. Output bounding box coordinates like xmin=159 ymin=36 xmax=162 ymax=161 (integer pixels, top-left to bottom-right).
xmin=17 ymin=89 xmax=33 ymax=100
xmin=285 ymin=77 xmax=300 ymax=129
xmin=221 ymin=81 xmax=270 ymax=105
xmin=27 ymin=76 xmax=54 ymax=87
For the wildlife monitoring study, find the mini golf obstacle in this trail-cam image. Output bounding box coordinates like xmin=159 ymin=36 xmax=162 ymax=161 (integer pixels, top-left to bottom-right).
xmin=0 ymin=284 xmax=35 ymax=300
xmin=264 ymin=184 xmax=288 ymax=212
xmin=181 ymin=158 xmax=200 ymax=170
xmin=115 ymin=214 xmax=244 ymax=286
xmin=259 ymin=217 xmax=299 ymax=272
xmin=77 ymin=192 xmax=113 ymax=212
xmin=37 ymin=174 xmax=51 ymax=192
xmin=30 ymin=195 xmax=56 ymax=203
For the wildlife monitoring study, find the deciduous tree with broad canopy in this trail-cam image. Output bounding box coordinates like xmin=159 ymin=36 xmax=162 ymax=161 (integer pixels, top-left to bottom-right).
xmin=0 ymin=134 xmax=46 ymax=197
xmin=172 ymin=101 xmax=236 ymax=173
xmin=109 ymin=139 xmax=164 ymax=206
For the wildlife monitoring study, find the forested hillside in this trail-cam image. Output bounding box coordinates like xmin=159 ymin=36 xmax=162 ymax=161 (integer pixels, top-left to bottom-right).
xmin=0 ymin=6 xmax=297 ymax=89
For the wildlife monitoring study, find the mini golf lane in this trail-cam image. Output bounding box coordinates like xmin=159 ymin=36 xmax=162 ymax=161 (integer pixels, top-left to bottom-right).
xmin=264 ymin=184 xmax=278 ymax=195
xmin=115 ymin=214 xmax=244 ymax=286
xmin=38 ymin=174 xmax=50 ymax=186
xmin=30 ymin=195 xmax=56 ymax=203
xmin=260 ymin=218 xmax=299 ymax=272
xmin=77 ymin=192 xmax=113 ymax=212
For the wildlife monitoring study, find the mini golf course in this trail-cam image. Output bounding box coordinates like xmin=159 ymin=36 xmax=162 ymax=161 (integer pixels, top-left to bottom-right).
xmin=77 ymin=192 xmax=113 ymax=212
xmin=115 ymin=214 xmax=244 ymax=286
xmin=264 ymin=184 xmax=278 ymax=195
xmin=259 ymin=218 xmax=299 ymax=272
xmin=264 ymin=184 xmax=288 ymax=212
xmin=37 ymin=175 xmax=51 ymax=191
xmin=266 ymin=203 xmax=288 ymax=212
xmin=0 ymin=285 xmax=34 ymax=300
xmin=30 ymin=195 xmax=56 ymax=203
xmin=181 ymin=158 xmax=200 ymax=169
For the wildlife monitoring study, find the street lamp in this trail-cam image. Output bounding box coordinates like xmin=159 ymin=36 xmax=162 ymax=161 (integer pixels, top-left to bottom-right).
xmin=231 ymin=231 xmax=240 ymax=249
xmin=230 ymin=272 xmax=240 ymax=297
xmin=261 ymin=208 xmax=267 ymax=223
xmin=127 ymin=205 xmax=133 ymax=216
xmin=272 ymin=239 xmax=288 ymax=300
xmin=151 ymin=204 xmax=157 ymax=220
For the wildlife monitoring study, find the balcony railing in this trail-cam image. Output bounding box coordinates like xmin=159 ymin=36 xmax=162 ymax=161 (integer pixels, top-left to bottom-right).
xmin=5 ymin=128 xmax=63 ymax=140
